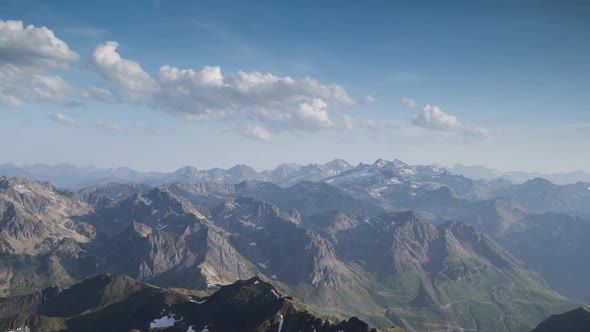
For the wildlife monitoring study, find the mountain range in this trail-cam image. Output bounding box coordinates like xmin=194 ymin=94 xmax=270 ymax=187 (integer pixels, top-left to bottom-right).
xmin=450 ymin=164 xmax=590 ymax=185
xmin=0 ymin=174 xmax=583 ymax=331
xmin=3 ymin=159 xmax=590 ymax=191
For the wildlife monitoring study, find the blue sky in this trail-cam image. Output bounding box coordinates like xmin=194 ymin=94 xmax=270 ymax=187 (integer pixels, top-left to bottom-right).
xmin=0 ymin=0 xmax=588 ymax=172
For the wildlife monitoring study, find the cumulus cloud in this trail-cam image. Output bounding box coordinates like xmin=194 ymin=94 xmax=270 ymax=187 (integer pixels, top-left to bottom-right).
xmin=49 ymin=112 xmax=75 ymax=126
xmin=0 ymin=20 xmax=79 ymax=68
xmin=401 ymin=97 xmax=417 ymax=108
xmin=91 ymin=41 xmax=364 ymax=139
xmin=0 ymin=20 xmax=80 ymax=107
xmin=81 ymin=86 xmax=113 ymax=101
xmin=412 ymin=104 xmax=488 ymax=138
xmin=91 ymin=41 xmax=158 ymax=100
xmin=359 ymin=95 xmax=376 ymax=105
xmin=241 ymin=125 xmax=272 ymax=141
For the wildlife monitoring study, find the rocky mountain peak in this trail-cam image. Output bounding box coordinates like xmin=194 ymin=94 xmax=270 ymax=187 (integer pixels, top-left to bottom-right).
xmin=373 ymin=158 xmax=390 ymax=168
xmin=392 ymin=159 xmax=410 ymax=168
xmin=323 ymin=159 xmax=353 ymax=171
xmin=173 ymin=165 xmax=199 ymax=175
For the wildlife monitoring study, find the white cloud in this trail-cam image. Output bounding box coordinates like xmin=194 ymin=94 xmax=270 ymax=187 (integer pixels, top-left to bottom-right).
xmin=0 ymin=20 xmax=79 ymax=68
xmin=0 ymin=65 xmax=76 ymax=107
xmin=92 ymin=41 xmax=159 ymax=101
xmin=413 ymin=104 xmax=463 ymax=131
xmin=91 ymin=41 xmax=363 ymax=137
xmin=241 ymin=125 xmax=272 ymax=141
xmin=412 ymin=104 xmax=488 ymax=138
xmin=401 ymin=97 xmax=417 ymax=108
xmin=296 ymin=98 xmax=333 ymax=129
xmin=0 ymin=20 xmax=79 ymax=107
xmin=95 ymin=120 xmax=122 ymax=131
xmin=359 ymin=95 xmax=376 ymax=105
xmin=49 ymin=112 xmax=75 ymax=126
xmin=343 ymin=114 xmax=356 ymax=129
xmin=81 ymin=86 xmax=113 ymax=102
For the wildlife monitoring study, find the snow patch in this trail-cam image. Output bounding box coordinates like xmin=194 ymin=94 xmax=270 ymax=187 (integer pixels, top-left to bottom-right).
xmin=156 ymin=224 xmax=168 ymax=231
xmin=187 ymin=326 xmax=196 ymax=332
xmin=140 ymin=197 xmax=153 ymax=206
xmin=249 ymin=242 xmax=257 ymax=246
xmin=277 ymin=314 xmax=284 ymax=332
xmin=190 ymin=299 xmax=207 ymax=304
xmin=271 ymin=274 xmax=277 ymax=280
xmin=257 ymin=261 xmax=268 ymax=269
xmin=387 ymin=177 xmax=401 ymax=184
xmin=150 ymin=315 xmax=182 ymax=328
xmin=399 ymin=168 xmax=416 ymax=176
xmin=254 ymin=280 xmax=260 ymax=285
xmin=270 ymin=289 xmax=280 ymax=299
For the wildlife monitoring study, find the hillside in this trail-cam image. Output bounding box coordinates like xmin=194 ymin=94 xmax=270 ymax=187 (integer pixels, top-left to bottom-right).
xmin=0 ymin=274 xmax=402 ymax=332
xmin=529 ymin=307 xmax=590 ymax=332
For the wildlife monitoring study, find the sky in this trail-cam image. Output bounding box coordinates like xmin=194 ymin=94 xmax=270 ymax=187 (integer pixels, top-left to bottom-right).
xmin=0 ymin=0 xmax=589 ymax=173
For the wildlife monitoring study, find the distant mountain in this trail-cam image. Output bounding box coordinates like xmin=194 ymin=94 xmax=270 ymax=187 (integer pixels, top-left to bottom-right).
xmin=0 ymin=160 xmax=355 ymax=190
xmin=164 ymin=180 xmax=386 ymax=215
xmin=450 ymin=164 xmax=590 ymax=185
xmin=454 ymin=197 xmax=590 ymax=302
xmin=500 ymin=213 xmax=590 ymax=303
xmin=159 ymin=164 xmax=265 ymax=185
xmin=0 ymin=273 xmax=400 ymax=332
xmin=79 ymin=182 xmax=152 ymax=208
xmin=494 ymin=178 xmax=590 ymax=217
xmin=301 ymin=210 xmax=574 ymax=332
xmin=0 ymin=163 xmax=165 ymax=190
xmin=261 ymin=159 xmax=354 ymax=186
xmin=324 ymin=159 xmax=506 ymax=203
xmin=159 ymin=160 xmax=354 ymax=188
xmin=530 ymin=307 xmax=590 ymax=332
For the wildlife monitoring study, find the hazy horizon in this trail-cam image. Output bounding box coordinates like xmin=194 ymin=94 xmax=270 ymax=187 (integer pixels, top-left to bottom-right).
xmin=1 ymin=157 xmax=589 ymax=176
